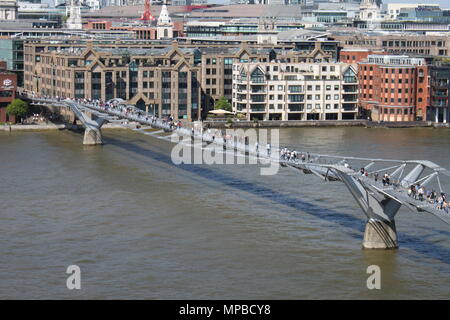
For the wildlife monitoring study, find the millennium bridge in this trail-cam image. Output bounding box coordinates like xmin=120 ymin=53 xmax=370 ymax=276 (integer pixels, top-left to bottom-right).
xmin=25 ymin=95 xmax=450 ymax=250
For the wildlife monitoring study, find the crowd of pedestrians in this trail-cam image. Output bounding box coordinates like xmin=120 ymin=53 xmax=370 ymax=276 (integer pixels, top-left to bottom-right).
xmin=408 ymin=184 xmax=448 ymax=213
xmin=23 ymin=91 xmax=449 ymax=215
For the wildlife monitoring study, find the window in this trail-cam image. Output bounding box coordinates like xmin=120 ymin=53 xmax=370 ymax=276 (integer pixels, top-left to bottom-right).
xmin=240 ymin=69 xmax=247 ymax=81
xmin=343 ymin=68 xmax=356 ymax=83
xmin=288 ymin=85 xmax=302 ymax=92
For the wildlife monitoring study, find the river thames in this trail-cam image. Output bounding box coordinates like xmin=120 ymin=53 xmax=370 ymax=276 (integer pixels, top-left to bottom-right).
xmin=0 ymin=127 xmax=449 ymax=299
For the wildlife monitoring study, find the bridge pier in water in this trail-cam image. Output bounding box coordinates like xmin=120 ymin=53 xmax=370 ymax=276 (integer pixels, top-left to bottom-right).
xmin=363 ymin=219 xmax=398 ymax=249
xmin=82 ymin=111 xmax=104 ymax=145
xmin=83 ymin=127 xmax=103 ymax=145
xmin=333 ymin=169 xmax=402 ymax=249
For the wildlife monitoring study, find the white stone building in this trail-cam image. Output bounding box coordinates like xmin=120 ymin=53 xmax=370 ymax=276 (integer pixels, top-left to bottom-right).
xmin=232 ymin=62 xmax=358 ymax=121
xmin=156 ymin=3 xmax=173 ymax=39
xmin=359 ymin=0 xmax=382 ymax=22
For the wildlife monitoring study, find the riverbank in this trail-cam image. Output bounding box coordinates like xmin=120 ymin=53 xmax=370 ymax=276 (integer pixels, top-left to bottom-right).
xmin=2 ymin=120 xmax=449 ymax=132
xmin=203 ymin=120 xmax=450 ymax=129
xmin=1 ymin=122 xmax=129 ymax=132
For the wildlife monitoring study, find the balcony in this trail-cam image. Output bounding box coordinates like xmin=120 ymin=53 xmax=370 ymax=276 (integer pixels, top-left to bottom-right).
xmin=431 ymin=102 xmax=449 ymax=107
xmin=434 ymin=92 xmax=448 ymax=98
xmin=433 ymin=81 xmax=448 ymax=88
xmin=343 ymin=85 xmax=358 ymax=93
xmin=250 ymin=104 xmax=266 ymax=112
xmin=342 ymin=103 xmax=357 ymax=111
xmin=343 ymin=95 xmax=358 ymax=102
xmin=250 ymin=90 xmax=266 ymax=94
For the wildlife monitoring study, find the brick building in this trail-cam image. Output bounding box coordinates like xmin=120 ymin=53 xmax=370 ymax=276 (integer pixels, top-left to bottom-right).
xmin=339 ymin=48 xmax=385 ymax=64
xmin=0 ymin=60 xmax=16 ymax=123
xmin=24 ymin=39 xmax=337 ymax=120
xmin=358 ymin=55 xmax=429 ymax=122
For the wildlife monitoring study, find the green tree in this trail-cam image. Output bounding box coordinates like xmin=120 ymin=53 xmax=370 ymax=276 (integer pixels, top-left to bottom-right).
xmin=6 ymin=99 xmax=29 ymax=119
xmin=214 ymin=96 xmax=232 ymax=112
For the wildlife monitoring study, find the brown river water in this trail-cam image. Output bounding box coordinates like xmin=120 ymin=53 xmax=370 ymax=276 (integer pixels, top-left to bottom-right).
xmin=0 ymin=127 xmax=449 ymax=299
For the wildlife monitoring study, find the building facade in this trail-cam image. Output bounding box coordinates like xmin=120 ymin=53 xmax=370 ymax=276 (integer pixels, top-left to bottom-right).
xmin=24 ymin=39 xmax=338 ymax=120
xmin=232 ymin=62 xmax=358 ymax=120
xmin=0 ymin=60 xmax=16 ymax=123
xmin=0 ymin=39 xmax=23 ymax=87
xmin=358 ymin=55 xmax=429 ymax=122
xmin=0 ymin=0 xmax=18 ymax=20
xmin=331 ymin=33 xmax=450 ymax=57
xmin=24 ymin=43 xmax=202 ymax=121
xmin=428 ymin=63 xmax=450 ymax=123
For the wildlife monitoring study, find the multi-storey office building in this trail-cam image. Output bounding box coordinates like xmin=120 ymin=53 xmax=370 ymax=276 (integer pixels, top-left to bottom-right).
xmin=232 ymin=62 xmax=358 ymax=121
xmin=24 ymin=43 xmax=202 ymax=121
xmin=0 ymin=60 xmax=17 ymax=123
xmin=331 ymin=33 xmax=450 ymax=57
xmin=24 ymin=39 xmax=337 ymax=120
xmin=0 ymin=39 xmax=24 ymax=87
xmin=358 ymin=55 xmax=429 ymax=122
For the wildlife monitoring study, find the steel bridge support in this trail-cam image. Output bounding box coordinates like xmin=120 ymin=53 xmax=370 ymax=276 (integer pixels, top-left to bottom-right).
xmin=333 ymin=170 xmax=400 ymax=249
xmin=331 ymin=164 xmax=426 ymax=249
xmin=83 ymin=127 xmax=103 ymax=145
xmin=81 ymin=111 xmax=106 ymax=145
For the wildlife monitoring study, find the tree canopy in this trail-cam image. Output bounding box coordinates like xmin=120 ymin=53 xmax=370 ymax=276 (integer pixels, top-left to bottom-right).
xmin=6 ymin=99 xmax=29 ymax=118
xmin=213 ymin=96 xmax=232 ymax=112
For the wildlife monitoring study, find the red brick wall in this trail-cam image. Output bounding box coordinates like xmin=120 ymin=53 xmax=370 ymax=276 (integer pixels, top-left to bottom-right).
xmin=340 ymin=50 xmax=372 ymax=64
xmin=358 ymin=62 xmax=423 ymax=121
xmin=415 ymin=65 xmax=429 ymax=121
xmin=85 ymin=21 xmax=112 ymax=30
xmin=0 ymin=72 xmax=17 ymax=123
